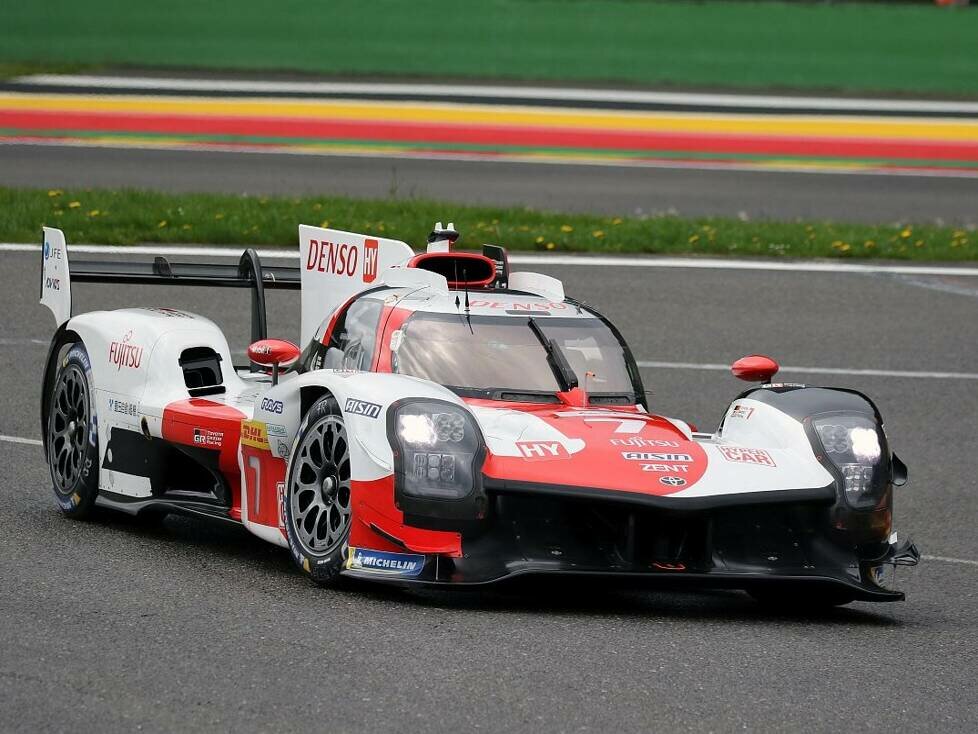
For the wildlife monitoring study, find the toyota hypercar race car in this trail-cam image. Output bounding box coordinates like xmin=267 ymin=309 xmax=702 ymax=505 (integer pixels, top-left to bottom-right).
xmin=38 ymin=221 xmax=919 ymax=606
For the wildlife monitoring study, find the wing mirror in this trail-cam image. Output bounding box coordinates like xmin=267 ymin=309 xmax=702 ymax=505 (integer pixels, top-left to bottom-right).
xmin=247 ymin=339 xmax=300 ymax=385
xmin=731 ymin=354 xmax=780 ymax=383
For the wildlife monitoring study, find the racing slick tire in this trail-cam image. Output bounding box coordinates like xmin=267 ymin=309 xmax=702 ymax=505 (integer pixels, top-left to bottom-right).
xmin=283 ymin=396 xmax=353 ymax=587
xmin=45 ymin=342 xmax=99 ymax=519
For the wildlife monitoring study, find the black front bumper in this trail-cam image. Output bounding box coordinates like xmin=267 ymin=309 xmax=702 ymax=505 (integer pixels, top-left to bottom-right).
xmin=347 ymin=487 xmax=917 ymax=601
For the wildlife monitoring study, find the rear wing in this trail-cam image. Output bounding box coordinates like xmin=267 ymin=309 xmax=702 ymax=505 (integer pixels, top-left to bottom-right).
xmin=40 ymin=227 xmax=299 ymax=345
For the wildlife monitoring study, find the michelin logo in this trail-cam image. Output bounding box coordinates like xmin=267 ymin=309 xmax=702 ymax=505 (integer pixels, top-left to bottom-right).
xmin=345 ymin=547 xmax=425 ymax=577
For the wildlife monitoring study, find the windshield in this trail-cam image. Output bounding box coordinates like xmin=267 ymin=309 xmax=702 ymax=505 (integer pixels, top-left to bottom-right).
xmin=391 ymin=312 xmax=637 ymax=399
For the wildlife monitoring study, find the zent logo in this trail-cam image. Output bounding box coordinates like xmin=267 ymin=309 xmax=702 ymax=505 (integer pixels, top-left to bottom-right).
xmin=305 ymin=239 xmax=359 ymax=277
xmin=516 ymin=441 xmax=570 ymax=461
xmin=260 ymin=398 xmax=284 ymax=414
xmin=362 ymin=238 xmax=379 ymax=283
xmin=108 ymin=330 xmax=143 ymax=371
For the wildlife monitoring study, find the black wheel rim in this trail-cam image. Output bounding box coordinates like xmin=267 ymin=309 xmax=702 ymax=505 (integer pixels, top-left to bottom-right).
xmin=48 ymin=363 xmax=89 ymax=493
xmin=290 ymin=414 xmax=352 ymax=556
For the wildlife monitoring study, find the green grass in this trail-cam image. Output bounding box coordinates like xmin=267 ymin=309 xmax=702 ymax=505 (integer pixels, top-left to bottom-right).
xmin=1 ymin=1 xmax=976 ymax=96
xmin=3 ymin=187 xmax=974 ymax=261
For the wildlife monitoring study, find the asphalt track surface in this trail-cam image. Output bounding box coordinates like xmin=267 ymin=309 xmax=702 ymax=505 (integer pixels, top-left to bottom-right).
xmin=2 ymin=248 xmax=977 ymax=732
xmin=3 ymin=143 xmax=978 ymax=226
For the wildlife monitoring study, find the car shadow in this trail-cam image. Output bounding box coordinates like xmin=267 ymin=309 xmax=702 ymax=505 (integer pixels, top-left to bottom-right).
xmin=348 ymin=577 xmax=904 ymax=627
xmin=90 ymin=508 xmax=904 ymax=627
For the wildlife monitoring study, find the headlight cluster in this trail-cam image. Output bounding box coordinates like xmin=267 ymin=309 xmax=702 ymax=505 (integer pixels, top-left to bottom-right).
xmin=391 ymin=400 xmax=483 ymax=501
xmin=812 ymin=414 xmax=888 ymax=510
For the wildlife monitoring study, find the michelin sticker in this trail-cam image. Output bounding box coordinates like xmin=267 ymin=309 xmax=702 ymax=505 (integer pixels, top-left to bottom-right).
xmin=345 ymin=547 xmax=425 ymax=577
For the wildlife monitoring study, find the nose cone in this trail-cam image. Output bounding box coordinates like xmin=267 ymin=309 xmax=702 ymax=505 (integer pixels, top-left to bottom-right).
xmin=478 ymin=407 xmax=708 ymax=496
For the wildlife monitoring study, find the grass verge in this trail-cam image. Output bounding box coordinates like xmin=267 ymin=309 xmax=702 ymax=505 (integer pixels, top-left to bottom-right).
xmin=2 ymin=1 xmax=977 ymax=96
xmin=2 ymin=187 xmax=974 ymax=261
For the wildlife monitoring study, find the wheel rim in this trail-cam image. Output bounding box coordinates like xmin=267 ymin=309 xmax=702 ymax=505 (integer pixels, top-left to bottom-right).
xmin=48 ymin=363 xmax=89 ymax=492
xmin=290 ymin=414 xmax=352 ymax=555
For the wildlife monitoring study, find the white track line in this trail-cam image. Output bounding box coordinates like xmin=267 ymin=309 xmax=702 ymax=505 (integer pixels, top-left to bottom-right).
xmin=1 ymin=337 xmax=971 ymax=381
xmin=636 ymin=361 xmax=978 ymax=381
xmin=15 ymin=75 xmax=978 ymax=115
xmin=3 ymin=242 xmax=978 ymax=277
xmin=921 ymin=555 xmax=978 ymax=568
xmin=0 ymin=434 xmax=42 ymax=446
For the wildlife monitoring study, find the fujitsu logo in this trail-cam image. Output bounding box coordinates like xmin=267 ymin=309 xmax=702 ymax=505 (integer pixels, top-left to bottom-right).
xmin=108 ymin=330 xmax=143 ymax=371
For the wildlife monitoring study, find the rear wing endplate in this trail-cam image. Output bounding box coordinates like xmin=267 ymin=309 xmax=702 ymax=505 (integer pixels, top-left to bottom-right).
xmin=39 ymin=227 xmax=299 ymax=345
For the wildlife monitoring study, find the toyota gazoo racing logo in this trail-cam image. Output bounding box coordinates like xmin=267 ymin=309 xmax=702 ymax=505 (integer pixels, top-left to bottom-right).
xmin=108 ymin=330 xmax=143 ymax=371
xmin=306 ymin=238 xmax=379 ymax=283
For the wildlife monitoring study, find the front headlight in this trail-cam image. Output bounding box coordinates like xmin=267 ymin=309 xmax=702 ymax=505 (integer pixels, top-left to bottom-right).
xmin=390 ymin=400 xmax=483 ymax=501
xmin=812 ymin=414 xmax=888 ymax=510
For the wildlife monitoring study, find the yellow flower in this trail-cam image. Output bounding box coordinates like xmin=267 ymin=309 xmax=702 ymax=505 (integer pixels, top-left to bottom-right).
xmin=157 ymin=220 xmax=167 ymax=228
xmin=688 ymin=234 xmax=700 ymax=244
xmin=914 ymin=240 xmax=924 ymax=248
xmin=535 ymin=236 xmax=545 ymax=244
xmin=48 ymin=190 xmax=63 ymax=197
xmin=87 ymin=210 xmax=100 ymax=217
xmin=545 ymin=242 xmax=556 ymax=250
xmin=611 ymin=218 xmax=623 ymax=226
xmin=592 ymin=230 xmax=605 ymax=239
xmin=863 ymin=240 xmax=876 ymax=248
xmin=313 ymin=203 xmax=322 ymax=210
xmin=320 ymin=220 xmax=330 ymax=228
xmin=68 ymin=201 xmax=81 ymax=209
xmin=214 ymin=213 xmax=225 ymax=220
xmin=182 ymin=224 xmax=192 ymax=230
xmin=560 ymin=225 xmax=573 ymax=233
xmin=900 ymin=228 xmax=912 ymax=239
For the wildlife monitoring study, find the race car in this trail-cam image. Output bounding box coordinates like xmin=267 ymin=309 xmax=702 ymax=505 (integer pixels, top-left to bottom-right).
xmin=38 ymin=221 xmax=919 ymax=606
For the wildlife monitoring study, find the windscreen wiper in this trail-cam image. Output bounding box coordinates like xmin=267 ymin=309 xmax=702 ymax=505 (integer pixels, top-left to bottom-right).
xmin=528 ymin=318 xmax=579 ymax=393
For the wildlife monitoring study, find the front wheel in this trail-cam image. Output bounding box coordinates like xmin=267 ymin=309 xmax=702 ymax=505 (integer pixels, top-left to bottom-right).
xmin=283 ymin=396 xmax=353 ymax=586
xmin=46 ymin=343 xmax=99 ymax=518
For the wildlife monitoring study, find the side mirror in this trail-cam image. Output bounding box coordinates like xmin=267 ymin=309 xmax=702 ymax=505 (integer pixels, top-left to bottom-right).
xmin=247 ymin=339 xmax=300 ymax=385
xmin=731 ymin=354 xmax=779 ymax=383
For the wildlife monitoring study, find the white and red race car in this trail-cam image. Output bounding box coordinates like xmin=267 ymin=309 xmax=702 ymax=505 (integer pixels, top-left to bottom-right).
xmin=39 ymin=222 xmax=918 ymax=605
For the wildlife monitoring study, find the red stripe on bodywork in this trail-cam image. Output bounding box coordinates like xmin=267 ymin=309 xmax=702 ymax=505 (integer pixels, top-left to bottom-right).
xmin=162 ymin=398 xmax=246 ymax=519
xmin=478 ymin=406 xmax=708 ymax=497
xmin=349 ymin=476 xmax=462 ymax=556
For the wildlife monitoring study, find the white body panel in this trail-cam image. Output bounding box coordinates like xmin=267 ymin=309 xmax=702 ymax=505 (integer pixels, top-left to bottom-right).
xmin=299 ymin=225 xmax=413 ymax=345
xmin=66 ymin=307 xmax=253 ymax=498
